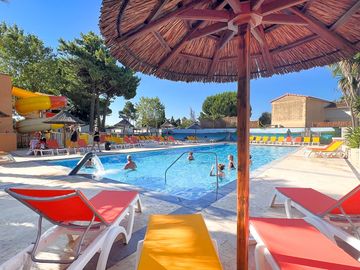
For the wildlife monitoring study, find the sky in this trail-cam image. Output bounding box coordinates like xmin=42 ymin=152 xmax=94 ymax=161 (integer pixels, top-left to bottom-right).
xmin=0 ymin=0 xmax=342 ymax=125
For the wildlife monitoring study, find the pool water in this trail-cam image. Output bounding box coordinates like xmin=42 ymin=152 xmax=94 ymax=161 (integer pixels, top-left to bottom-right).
xmin=50 ymin=144 xmax=296 ymax=200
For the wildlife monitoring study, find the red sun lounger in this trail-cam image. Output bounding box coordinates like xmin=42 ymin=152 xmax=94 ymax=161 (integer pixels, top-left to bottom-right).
xmin=271 ymin=185 xmax=360 ymax=237
xmin=250 ymin=217 xmax=360 ymax=270
xmin=2 ymin=188 xmax=142 ymax=270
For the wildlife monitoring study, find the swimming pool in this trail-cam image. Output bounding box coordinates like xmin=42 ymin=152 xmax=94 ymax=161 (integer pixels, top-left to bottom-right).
xmin=49 ymin=144 xmax=296 ymax=200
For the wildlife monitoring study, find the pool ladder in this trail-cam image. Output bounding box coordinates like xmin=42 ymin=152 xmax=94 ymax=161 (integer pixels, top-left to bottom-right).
xmin=164 ymin=151 xmax=220 ymax=199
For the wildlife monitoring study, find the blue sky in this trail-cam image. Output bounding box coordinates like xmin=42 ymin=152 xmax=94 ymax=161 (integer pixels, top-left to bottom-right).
xmin=0 ymin=0 xmax=341 ymax=124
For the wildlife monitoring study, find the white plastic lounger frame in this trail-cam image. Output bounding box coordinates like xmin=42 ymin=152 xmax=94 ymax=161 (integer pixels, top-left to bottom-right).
xmin=249 ymin=216 xmax=360 ymax=270
xmin=33 ymin=148 xmax=54 ymax=156
xmin=271 ymin=187 xmax=360 ymax=238
xmin=1 ymin=189 xmax=142 ymax=270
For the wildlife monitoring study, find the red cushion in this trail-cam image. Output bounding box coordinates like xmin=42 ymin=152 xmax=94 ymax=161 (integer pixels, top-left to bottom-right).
xmin=90 ymin=190 xmax=138 ymax=224
xmin=331 ymin=185 xmax=360 ymax=215
xmin=276 ymin=187 xmax=337 ymax=215
xmin=8 ymin=189 xmax=138 ymax=225
xmin=8 ymin=189 xmax=95 ymax=222
xmin=250 ymin=218 xmax=360 ymax=270
xmin=47 ymin=139 xmax=59 ymax=149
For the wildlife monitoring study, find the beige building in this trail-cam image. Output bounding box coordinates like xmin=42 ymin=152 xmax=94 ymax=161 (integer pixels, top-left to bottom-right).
xmin=0 ymin=74 xmax=17 ymax=151
xmin=271 ymin=93 xmax=351 ymax=128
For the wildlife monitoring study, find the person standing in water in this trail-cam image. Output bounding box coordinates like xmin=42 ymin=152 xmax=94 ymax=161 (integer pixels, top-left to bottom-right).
xmin=228 ymin=154 xmax=235 ymax=169
xmin=210 ymin=163 xmax=225 ymax=178
xmin=124 ymin=155 xmax=137 ymax=170
xmin=188 ymin=151 xmax=194 ymax=161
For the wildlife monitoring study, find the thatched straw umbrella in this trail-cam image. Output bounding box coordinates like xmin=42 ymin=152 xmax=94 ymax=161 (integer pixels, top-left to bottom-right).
xmin=44 ymin=111 xmax=84 ymax=147
xmin=114 ymin=118 xmax=134 ymax=135
xmin=100 ymin=0 xmax=360 ymax=268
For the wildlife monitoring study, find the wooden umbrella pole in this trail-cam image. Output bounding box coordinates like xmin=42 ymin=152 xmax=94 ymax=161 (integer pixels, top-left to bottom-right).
xmin=236 ymin=23 xmax=251 ymax=270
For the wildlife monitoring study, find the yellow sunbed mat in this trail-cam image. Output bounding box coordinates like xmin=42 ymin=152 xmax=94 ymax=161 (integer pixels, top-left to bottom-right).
xmin=137 ymin=214 xmax=222 ymax=270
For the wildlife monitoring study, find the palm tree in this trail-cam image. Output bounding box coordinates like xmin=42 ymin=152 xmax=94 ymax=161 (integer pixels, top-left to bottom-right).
xmin=330 ymin=53 xmax=360 ymax=128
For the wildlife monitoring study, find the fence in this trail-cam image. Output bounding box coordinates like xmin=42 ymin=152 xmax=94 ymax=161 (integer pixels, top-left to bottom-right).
xmin=200 ymin=117 xmax=259 ymax=128
xmin=311 ymin=121 xmax=351 ymax=127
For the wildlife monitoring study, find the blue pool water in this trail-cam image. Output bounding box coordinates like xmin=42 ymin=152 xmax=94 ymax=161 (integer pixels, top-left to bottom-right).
xmin=49 ymin=144 xmax=296 ymax=200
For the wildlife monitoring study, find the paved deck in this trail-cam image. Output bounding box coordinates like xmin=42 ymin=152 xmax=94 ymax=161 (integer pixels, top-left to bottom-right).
xmin=0 ymin=145 xmax=359 ymax=269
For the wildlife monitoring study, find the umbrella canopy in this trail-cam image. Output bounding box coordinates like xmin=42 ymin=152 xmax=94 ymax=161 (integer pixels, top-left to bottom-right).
xmin=160 ymin=120 xmax=175 ymax=128
xmin=100 ymin=0 xmax=359 ymax=82
xmin=114 ymin=118 xmax=134 ymax=128
xmin=187 ymin=122 xmax=202 ymax=129
xmin=43 ymin=111 xmax=84 ymax=125
xmin=100 ymin=1 xmax=360 ymax=268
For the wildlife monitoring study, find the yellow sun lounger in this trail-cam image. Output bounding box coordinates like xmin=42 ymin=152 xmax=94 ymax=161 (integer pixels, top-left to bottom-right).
xmin=135 ymin=214 xmax=222 ymax=270
xmin=312 ymin=136 xmax=320 ymax=145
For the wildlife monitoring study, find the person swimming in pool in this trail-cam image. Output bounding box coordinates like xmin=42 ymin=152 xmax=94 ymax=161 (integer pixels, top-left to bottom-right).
xmin=250 ymin=154 xmax=252 ymax=166
xmin=228 ymin=154 xmax=235 ymax=169
xmin=124 ymin=155 xmax=137 ymax=170
xmin=210 ymin=163 xmax=225 ymax=178
xmin=188 ymin=151 xmax=194 ymax=161
xmin=85 ymin=158 xmax=94 ymax=168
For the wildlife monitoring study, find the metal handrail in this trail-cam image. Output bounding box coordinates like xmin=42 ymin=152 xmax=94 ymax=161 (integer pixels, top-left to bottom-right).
xmin=69 ymin=152 xmax=96 ymax=175
xmin=164 ymin=151 xmax=219 ymax=199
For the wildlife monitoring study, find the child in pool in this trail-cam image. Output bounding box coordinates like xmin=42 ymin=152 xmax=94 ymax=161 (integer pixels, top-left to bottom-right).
xmin=210 ymin=163 xmax=225 ymax=178
xmin=188 ymin=151 xmax=194 ymax=161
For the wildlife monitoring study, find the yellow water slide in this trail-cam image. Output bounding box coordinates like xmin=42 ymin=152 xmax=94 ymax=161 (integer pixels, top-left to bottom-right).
xmin=12 ymin=87 xmax=67 ymax=133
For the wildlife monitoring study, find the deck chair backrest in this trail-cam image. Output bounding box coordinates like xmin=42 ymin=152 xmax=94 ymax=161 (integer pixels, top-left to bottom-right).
xmin=270 ymin=136 xmax=276 ymax=142
xmin=278 ymin=136 xmax=284 ymax=142
xmin=329 ymin=185 xmax=360 ymax=215
xmin=285 ymin=136 xmax=292 ymax=142
xmin=303 ymin=137 xmax=311 ymax=143
xmin=325 ymin=141 xmax=343 ymax=151
xmin=294 ymin=137 xmax=302 ymax=143
xmin=263 ymin=136 xmax=269 ymax=141
xmin=47 ymin=139 xmax=59 ymax=149
xmin=78 ymin=139 xmax=87 ymax=148
xmin=312 ymin=137 xmax=320 ymax=143
xmin=100 ymin=134 xmax=107 ymax=143
xmin=6 ymin=188 xmax=105 ymax=224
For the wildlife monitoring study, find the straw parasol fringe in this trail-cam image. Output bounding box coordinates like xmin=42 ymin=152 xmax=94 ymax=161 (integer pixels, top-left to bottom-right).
xmin=100 ymin=0 xmax=359 ymax=83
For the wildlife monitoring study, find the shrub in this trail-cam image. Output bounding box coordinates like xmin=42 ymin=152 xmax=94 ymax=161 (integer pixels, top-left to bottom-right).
xmin=345 ymin=127 xmax=360 ymax=148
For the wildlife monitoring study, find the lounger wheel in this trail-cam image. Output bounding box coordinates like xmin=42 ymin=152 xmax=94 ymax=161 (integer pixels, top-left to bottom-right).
xmin=96 ymin=226 xmax=129 ymax=270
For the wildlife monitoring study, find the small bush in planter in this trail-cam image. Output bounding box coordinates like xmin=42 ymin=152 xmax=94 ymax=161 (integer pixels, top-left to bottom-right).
xmin=345 ymin=127 xmax=360 ymax=148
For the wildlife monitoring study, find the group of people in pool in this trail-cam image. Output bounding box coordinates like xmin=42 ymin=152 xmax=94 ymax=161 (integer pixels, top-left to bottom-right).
xmin=89 ymin=151 xmax=251 ymax=174
xmin=188 ymin=151 xmax=252 ymax=178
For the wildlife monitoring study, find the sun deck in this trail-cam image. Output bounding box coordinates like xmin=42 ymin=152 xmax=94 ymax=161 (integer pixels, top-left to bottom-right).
xmin=0 ymin=145 xmax=359 ymax=269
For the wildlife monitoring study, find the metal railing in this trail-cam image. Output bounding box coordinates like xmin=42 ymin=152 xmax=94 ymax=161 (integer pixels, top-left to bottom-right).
xmin=69 ymin=152 xmax=96 ymax=175
xmin=164 ymin=151 xmax=219 ymax=198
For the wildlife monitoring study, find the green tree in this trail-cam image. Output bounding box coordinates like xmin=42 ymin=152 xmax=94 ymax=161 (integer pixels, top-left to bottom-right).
xmin=119 ymin=101 xmax=137 ymax=121
xmin=136 ymin=97 xmax=165 ymax=128
xmin=201 ymin=92 xmax=237 ymax=118
xmin=259 ymin=112 xmax=271 ymax=127
xmin=58 ymin=32 xmax=139 ymax=131
xmin=100 ymin=66 xmax=139 ymax=130
xmin=200 ymin=91 xmax=252 ymax=127
xmin=330 ymin=53 xmax=360 ymax=128
xmin=0 ymin=23 xmax=60 ymax=94
xmin=179 ymin=117 xmax=193 ymax=128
